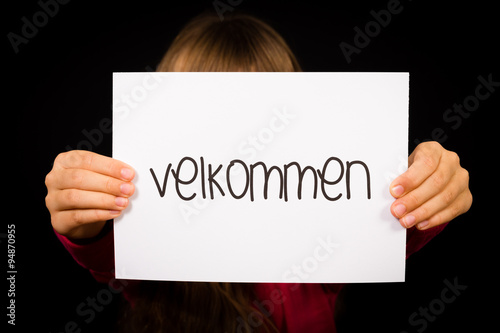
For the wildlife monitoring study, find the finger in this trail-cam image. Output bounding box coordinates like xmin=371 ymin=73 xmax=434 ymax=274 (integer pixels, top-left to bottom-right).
xmin=55 ymin=168 xmax=135 ymax=197
xmin=55 ymin=151 xmax=135 ymax=181
xmin=51 ymin=210 xmax=120 ymax=234
xmin=415 ymin=190 xmax=473 ymax=230
xmin=391 ymin=157 xmax=456 ymax=219
xmin=397 ymin=169 xmax=469 ymax=228
xmin=54 ymin=189 xmax=129 ymax=211
xmin=390 ymin=142 xmax=442 ymax=198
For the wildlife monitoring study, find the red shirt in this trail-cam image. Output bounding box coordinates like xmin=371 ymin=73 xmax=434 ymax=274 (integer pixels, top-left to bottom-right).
xmin=55 ymin=223 xmax=446 ymax=332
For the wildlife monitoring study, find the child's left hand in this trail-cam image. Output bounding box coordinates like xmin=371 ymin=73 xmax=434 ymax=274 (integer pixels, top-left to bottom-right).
xmin=390 ymin=141 xmax=472 ymax=230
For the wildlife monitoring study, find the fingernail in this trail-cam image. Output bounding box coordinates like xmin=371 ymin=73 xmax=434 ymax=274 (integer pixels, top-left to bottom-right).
xmin=391 ymin=185 xmax=405 ymax=197
xmin=417 ymin=220 xmax=429 ymax=230
xmin=120 ymin=183 xmax=133 ymax=195
xmin=115 ymin=197 xmax=128 ymax=207
xmin=109 ymin=210 xmax=121 ymax=216
xmin=402 ymin=215 xmax=416 ymax=228
xmin=121 ymin=168 xmax=134 ymax=180
xmin=394 ymin=204 xmax=407 ymax=217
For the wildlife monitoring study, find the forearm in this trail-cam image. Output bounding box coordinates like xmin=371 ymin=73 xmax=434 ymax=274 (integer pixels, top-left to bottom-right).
xmin=406 ymin=222 xmax=448 ymax=259
xmin=54 ymin=220 xmax=115 ymax=283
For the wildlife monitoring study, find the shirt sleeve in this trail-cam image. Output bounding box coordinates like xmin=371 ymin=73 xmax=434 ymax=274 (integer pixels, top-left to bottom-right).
xmin=406 ymin=223 xmax=448 ymax=259
xmin=54 ymin=221 xmax=115 ymax=284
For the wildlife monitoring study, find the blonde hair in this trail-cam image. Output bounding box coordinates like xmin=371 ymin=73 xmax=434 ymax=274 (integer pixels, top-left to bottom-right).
xmin=157 ymin=12 xmax=301 ymax=72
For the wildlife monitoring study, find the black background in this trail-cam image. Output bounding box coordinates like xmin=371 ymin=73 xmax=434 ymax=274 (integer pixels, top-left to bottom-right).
xmin=6 ymin=0 xmax=497 ymax=332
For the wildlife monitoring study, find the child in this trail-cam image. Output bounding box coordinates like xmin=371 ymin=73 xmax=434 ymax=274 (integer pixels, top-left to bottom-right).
xmin=45 ymin=12 xmax=472 ymax=332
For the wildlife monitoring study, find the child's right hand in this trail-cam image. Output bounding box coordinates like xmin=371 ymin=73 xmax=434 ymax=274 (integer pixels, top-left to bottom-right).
xmin=45 ymin=150 xmax=135 ymax=239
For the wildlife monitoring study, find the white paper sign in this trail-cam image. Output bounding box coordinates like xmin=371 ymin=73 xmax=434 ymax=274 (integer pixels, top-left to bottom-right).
xmin=113 ymin=72 xmax=408 ymax=283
